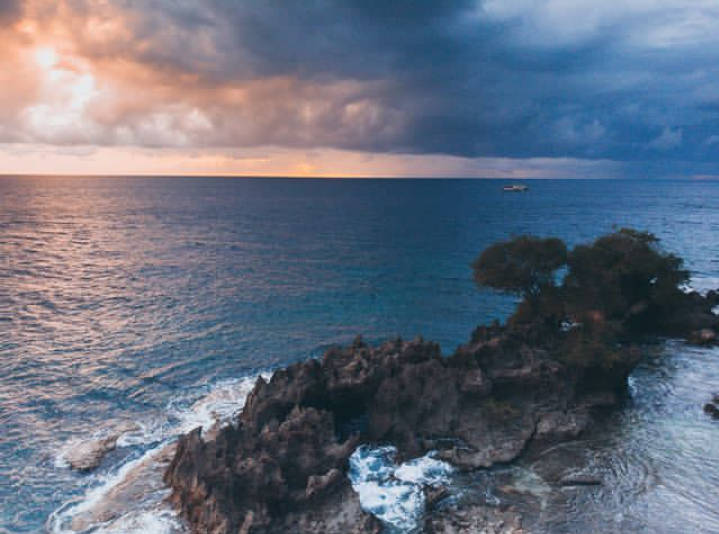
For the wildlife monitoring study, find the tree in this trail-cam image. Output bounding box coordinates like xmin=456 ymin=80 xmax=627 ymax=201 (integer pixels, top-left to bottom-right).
xmin=563 ymin=228 xmax=689 ymax=331
xmin=472 ymin=236 xmax=568 ymax=301
xmin=471 ymin=229 xmax=701 ymax=372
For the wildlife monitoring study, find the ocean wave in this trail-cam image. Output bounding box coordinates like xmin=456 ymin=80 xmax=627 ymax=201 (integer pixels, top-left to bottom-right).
xmin=48 ymin=372 xmax=269 ymax=533
xmin=681 ymin=275 xmax=719 ymax=295
xmin=47 ymin=444 xmax=174 ymax=534
xmin=348 ymin=445 xmax=454 ymax=533
xmin=91 ymin=509 xmax=184 ymax=534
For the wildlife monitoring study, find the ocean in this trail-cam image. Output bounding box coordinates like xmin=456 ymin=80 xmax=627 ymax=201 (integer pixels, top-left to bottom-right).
xmin=1 ymin=176 xmax=719 ymax=533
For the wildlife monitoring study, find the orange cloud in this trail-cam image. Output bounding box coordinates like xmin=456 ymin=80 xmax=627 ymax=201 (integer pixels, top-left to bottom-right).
xmin=0 ymin=0 xmax=406 ymax=156
xmin=0 ymin=1 xmax=629 ymax=177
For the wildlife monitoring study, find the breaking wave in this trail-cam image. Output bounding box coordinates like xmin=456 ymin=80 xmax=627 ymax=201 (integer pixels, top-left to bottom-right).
xmin=48 ymin=373 xmax=269 ymax=533
xmin=348 ymin=445 xmax=454 ymax=533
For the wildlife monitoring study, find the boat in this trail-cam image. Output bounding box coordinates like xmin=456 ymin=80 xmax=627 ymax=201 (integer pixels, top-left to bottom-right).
xmin=502 ymin=184 xmax=529 ymax=192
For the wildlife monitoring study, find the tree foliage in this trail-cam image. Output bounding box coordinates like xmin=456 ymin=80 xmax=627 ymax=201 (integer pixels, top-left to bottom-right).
xmin=471 ymin=228 xmax=696 ymax=370
xmin=563 ymin=228 xmax=689 ymax=330
xmin=472 ymin=236 xmax=567 ymax=300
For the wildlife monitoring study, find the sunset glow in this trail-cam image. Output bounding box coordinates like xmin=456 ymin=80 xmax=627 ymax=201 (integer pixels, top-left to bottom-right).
xmin=33 ymin=46 xmax=57 ymax=69
xmin=3 ymin=1 xmax=719 ymax=177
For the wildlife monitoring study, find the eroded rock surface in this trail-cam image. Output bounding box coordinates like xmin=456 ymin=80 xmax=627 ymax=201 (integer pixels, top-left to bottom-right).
xmin=424 ymin=503 xmax=525 ymax=534
xmin=70 ymin=443 xmax=175 ymax=531
xmin=164 ymin=231 xmax=719 ymax=533
xmin=704 ymin=393 xmax=719 ymax=420
xmin=65 ymin=421 xmax=139 ymax=472
xmin=165 ymin=329 xmax=637 ymax=533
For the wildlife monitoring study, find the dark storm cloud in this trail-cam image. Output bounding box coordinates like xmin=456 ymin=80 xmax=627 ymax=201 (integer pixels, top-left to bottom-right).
xmin=0 ymin=0 xmax=21 ymax=22
xmin=13 ymin=0 xmax=719 ymax=167
xmin=104 ymin=0 xmax=718 ymax=162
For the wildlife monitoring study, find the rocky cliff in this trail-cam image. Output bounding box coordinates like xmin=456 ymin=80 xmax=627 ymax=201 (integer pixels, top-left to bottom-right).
xmin=164 ymin=230 xmax=719 ymax=533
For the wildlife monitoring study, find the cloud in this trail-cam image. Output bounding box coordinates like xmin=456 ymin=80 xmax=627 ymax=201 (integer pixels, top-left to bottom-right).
xmin=3 ymin=0 xmax=719 ymax=175
xmin=648 ymin=126 xmax=683 ymax=150
xmin=0 ymin=0 xmax=21 ymax=23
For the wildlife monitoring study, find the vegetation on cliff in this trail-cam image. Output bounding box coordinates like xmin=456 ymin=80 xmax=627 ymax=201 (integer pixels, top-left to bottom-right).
xmin=165 ymin=229 xmax=718 ymax=534
xmin=472 ymin=229 xmax=714 ymax=372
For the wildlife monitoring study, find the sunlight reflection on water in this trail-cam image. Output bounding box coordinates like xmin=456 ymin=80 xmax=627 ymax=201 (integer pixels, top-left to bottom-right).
xmin=2 ymin=176 xmax=719 ymax=532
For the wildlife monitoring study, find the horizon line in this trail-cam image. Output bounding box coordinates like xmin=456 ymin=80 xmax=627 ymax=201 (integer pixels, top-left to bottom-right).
xmin=0 ymin=173 xmax=696 ymax=180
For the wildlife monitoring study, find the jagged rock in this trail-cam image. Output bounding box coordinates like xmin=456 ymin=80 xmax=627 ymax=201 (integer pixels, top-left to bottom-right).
xmin=165 ymin=400 xmax=369 ymax=533
xmin=425 ymin=485 xmax=451 ymax=509
xmin=703 ymin=402 xmax=719 ymax=419
xmin=163 ymin=231 xmax=719 ymax=533
xmin=165 ymin=333 xmax=632 ymax=533
xmin=689 ymin=328 xmax=717 ymax=345
xmin=425 ymin=503 xmax=525 ymax=534
xmin=559 ymin=474 xmax=602 ymax=487
xmin=64 ymin=421 xmax=138 ymax=472
xmin=534 ymin=410 xmax=589 ymax=443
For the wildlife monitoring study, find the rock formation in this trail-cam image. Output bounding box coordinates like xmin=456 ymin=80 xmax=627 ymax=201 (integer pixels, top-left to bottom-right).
xmin=164 ymin=230 xmax=719 ymax=533
xmin=64 ymin=421 xmax=139 ymax=472
xmin=164 ymin=329 xmax=647 ymax=533
xmin=704 ymin=394 xmax=719 ymax=419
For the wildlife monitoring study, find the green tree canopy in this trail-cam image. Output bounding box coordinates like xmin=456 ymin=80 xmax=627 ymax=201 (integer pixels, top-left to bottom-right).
xmin=471 ymin=228 xmax=701 ymax=371
xmin=472 ymin=236 xmax=568 ymax=300
xmin=563 ymin=228 xmax=689 ymax=324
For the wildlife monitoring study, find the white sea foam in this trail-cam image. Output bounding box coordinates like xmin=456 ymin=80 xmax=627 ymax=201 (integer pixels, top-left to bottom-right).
xmin=172 ymin=374 xmax=268 ymax=435
xmin=394 ymin=454 xmax=454 ymax=486
xmin=510 ymin=467 xmax=552 ymax=510
xmin=55 ymin=374 xmax=270 ymax=466
xmin=92 ymin=509 xmax=184 ymax=534
xmin=681 ymin=276 xmax=719 ymax=295
xmin=627 ymin=375 xmax=638 ymax=398
xmin=348 ymin=445 xmax=454 ymax=532
xmin=48 ymin=444 xmax=171 ymax=533
xmin=49 ymin=372 xmax=270 ymax=533
xmin=353 ymin=480 xmax=423 ymax=530
xmin=117 ymin=373 xmax=270 ymax=449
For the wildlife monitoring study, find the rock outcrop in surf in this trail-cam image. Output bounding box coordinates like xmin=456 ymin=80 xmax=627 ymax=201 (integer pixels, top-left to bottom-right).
xmin=704 ymin=394 xmax=719 ymax=419
xmin=164 ymin=229 xmax=719 ymax=533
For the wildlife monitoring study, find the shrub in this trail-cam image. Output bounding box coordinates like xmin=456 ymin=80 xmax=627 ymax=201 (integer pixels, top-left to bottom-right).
xmin=563 ymin=228 xmax=689 ymax=332
xmin=471 ymin=228 xmax=694 ymax=369
xmin=472 ymin=236 xmax=567 ymax=302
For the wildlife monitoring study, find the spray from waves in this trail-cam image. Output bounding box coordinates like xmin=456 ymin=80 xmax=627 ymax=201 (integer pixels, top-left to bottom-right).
xmin=47 ymin=445 xmax=176 ymax=534
xmin=681 ymin=275 xmax=719 ymax=296
xmin=48 ymin=372 xmax=270 ymax=534
xmin=116 ymin=374 xmax=271 ymax=449
xmin=91 ymin=509 xmax=184 ymax=534
xmin=348 ymin=445 xmax=454 ymax=533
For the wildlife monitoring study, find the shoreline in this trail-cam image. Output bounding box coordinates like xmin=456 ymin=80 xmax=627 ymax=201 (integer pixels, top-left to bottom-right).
xmin=163 ymin=230 xmax=719 ymax=533
xmin=48 ymin=338 xmax=718 ymax=534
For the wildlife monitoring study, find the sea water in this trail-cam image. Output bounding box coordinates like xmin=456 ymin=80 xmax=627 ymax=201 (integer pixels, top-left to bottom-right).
xmin=2 ymin=176 xmax=719 ymax=532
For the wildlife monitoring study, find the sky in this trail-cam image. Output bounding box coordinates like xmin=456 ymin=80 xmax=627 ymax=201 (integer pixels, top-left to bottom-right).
xmin=2 ymin=0 xmax=719 ymax=178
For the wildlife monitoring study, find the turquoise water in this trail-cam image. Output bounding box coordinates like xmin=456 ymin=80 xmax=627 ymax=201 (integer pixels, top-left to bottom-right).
xmin=1 ymin=177 xmax=719 ymax=532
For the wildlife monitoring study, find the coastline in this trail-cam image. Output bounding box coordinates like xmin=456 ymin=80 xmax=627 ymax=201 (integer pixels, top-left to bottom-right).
xmin=31 ymin=227 xmax=716 ymax=533
xmin=163 ymin=231 xmax=719 ymax=533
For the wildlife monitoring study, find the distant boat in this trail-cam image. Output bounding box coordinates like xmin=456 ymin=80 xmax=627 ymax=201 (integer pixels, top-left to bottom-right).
xmin=502 ymin=184 xmax=529 ymax=192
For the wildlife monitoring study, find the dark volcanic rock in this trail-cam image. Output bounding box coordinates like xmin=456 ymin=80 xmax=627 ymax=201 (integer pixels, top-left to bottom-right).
xmin=165 ymin=402 xmax=373 ymax=533
xmin=165 ymin=334 xmax=631 ymax=533
xmin=559 ymin=474 xmax=602 ymax=487
xmin=704 ymin=400 xmax=719 ymax=420
xmin=424 ymin=503 xmax=525 ymax=534
xmin=164 ymin=231 xmax=719 ymax=533
xmin=689 ymin=328 xmax=717 ymax=345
